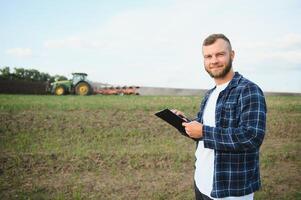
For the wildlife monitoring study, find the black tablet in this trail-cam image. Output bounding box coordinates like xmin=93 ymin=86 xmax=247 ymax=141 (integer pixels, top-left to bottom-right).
xmin=155 ymin=109 xmax=191 ymax=135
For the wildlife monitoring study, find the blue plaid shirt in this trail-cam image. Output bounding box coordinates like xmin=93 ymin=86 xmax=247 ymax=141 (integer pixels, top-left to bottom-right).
xmin=195 ymin=72 xmax=267 ymax=198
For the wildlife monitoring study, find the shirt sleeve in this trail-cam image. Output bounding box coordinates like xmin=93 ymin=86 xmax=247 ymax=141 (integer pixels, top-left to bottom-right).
xmin=202 ymin=83 xmax=267 ymax=152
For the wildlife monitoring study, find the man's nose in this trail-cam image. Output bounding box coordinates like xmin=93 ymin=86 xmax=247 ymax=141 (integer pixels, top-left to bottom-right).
xmin=210 ymin=56 xmax=218 ymax=64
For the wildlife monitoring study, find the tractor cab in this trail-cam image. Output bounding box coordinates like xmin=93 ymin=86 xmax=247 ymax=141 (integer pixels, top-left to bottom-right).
xmin=72 ymin=73 xmax=88 ymax=86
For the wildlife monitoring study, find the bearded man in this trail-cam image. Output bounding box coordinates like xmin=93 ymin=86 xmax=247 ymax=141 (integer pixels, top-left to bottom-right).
xmin=173 ymin=34 xmax=267 ymax=200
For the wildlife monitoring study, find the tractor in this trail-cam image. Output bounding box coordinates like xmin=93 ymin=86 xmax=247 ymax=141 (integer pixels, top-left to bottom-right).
xmin=49 ymin=73 xmax=93 ymax=96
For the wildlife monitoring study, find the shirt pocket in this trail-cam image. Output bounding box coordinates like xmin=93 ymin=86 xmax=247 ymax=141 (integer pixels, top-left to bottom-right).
xmin=221 ymin=103 xmax=238 ymax=128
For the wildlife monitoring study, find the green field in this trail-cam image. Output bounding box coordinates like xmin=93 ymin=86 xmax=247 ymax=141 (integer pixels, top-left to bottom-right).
xmin=0 ymin=95 xmax=300 ymax=200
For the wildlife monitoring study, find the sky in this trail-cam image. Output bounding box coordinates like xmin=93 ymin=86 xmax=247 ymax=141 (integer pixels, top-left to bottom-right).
xmin=1 ymin=0 xmax=301 ymax=93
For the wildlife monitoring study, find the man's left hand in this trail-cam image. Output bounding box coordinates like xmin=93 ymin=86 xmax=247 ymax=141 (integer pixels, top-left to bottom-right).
xmin=182 ymin=121 xmax=203 ymax=139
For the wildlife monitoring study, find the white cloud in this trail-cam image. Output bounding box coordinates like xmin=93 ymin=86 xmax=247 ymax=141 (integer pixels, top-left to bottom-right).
xmin=39 ymin=0 xmax=301 ymax=92
xmin=44 ymin=36 xmax=105 ymax=49
xmin=262 ymin=50 xmax=301 ymax=65
xmin=241 ymin=33 xmax=301 ymax=50
xmin=277 ymin=33 xmax=301 ymax=49
xmin=5 ymin=48 xmax=32 ymax=57
xmin=42 ymin=1 xmax=206 ymax=86
xmin=237 ymin=33 xmax=301 ymax=66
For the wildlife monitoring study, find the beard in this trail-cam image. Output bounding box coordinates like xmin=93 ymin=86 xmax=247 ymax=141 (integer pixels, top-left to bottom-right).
xmin=205 ymin=59 xmax=232 ymax=79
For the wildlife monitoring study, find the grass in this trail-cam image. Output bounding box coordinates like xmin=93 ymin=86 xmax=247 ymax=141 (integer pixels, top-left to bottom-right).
xmin=0 ymin=94 xmax=300 ymax=199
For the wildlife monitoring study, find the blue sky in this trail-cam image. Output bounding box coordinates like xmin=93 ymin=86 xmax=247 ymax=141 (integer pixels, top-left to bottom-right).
xmin=1 ymin=0 xmax=301 ymax=93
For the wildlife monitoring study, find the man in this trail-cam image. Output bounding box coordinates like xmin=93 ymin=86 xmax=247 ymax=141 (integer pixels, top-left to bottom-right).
xmin=173 ymin=34 xmax=267 ymax=200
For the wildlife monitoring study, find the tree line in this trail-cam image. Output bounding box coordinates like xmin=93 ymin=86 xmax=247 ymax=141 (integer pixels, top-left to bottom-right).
xmin=0 ymin=66 xmax=67 ymax=82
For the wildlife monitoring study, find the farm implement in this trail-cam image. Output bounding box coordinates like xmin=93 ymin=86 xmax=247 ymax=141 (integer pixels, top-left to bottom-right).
xmin=94 ymin=86 xmax=140 ymax=95
xmin=48 ymin=72 xmax=139 ymax=96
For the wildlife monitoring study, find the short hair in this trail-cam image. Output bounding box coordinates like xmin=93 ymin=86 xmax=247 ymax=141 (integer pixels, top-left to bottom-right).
xmin=203 ymin=33 xmax=232 ymax=50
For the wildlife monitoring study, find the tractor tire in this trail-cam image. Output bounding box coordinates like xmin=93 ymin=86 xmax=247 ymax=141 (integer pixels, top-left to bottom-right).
xmin=55 ymin=86 xmax=65 ymax=96
xmin=75 ymin=82 xmax=91 ymax=96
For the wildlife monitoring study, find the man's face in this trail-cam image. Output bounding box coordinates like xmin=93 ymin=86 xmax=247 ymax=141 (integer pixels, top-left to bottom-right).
xmin=202 ymin=39 xmax=234 ymax=79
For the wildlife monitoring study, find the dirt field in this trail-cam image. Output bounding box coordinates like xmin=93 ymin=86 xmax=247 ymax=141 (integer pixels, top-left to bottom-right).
xmin=0 ymin=95 xmax=300 ymax=199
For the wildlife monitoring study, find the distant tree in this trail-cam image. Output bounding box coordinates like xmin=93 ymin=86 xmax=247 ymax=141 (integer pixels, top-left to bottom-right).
xmin=29 ymin=69 xmax=40 ymax=81
xmin=14 ymin=67 xmax=26 ymax=79
xmin=23 ymin=69 xmax=33 ymax=81
xmin=0 ymin=66 xmax=11 ymax=79
xmin=39 ymin=72 xmax=51 ymax=81
xmin=16 ymin=68 xmax=41 ymax=81
xmin=53 ymin=75 xmax=68 ymax=81
xmin=0 ymin=66 xmax=67 ymax=82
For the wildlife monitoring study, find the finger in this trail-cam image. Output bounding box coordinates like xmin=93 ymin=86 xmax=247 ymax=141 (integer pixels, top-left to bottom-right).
xmin=171 ymin=109 xmax=177 ymax=114
xmin=182 ymin=122 xmax=187 ymax=126
xmin=185 ymin=127 xmax=191 ymax=135
xmin=178 ymin=113 xmax=185 ymax=117
xmin=172 ymin=109 xmax=180 ymax=115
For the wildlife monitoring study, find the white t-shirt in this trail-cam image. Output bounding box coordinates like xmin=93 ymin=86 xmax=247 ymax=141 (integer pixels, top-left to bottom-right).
xmin=194 ymin=81 xmax=254 ymax=200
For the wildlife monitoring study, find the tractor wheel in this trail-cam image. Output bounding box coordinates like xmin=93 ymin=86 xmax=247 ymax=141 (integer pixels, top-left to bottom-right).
xmin=75 ymin=82 xmax=91 ymax=96
xmin=55 ymin=86 xmax=65 ymax=96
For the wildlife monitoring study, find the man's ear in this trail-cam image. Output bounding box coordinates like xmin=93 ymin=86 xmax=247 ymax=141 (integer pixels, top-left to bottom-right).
xmin=231 ymin=50 xmax=235 ymax=60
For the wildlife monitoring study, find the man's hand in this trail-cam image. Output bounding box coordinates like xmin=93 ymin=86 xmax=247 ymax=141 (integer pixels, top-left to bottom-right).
xmin=182 ymin=121 xmax=203 ymax=139
xmin=171 ymin=109 xmax=188 ymax=121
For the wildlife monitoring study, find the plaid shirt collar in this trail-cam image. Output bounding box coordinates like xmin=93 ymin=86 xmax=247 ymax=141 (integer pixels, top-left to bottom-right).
xmin=206 ymin=72 xmax=242 ymax=97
